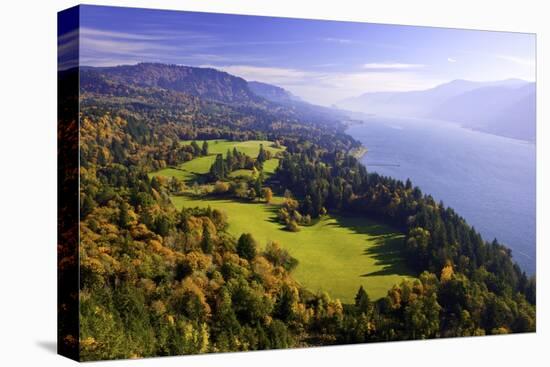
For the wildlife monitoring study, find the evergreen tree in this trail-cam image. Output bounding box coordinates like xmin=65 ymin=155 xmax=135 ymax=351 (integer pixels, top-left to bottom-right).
xmin=190 ymin=140 xmax=201 ymax=156
xmin=151 ymin=176 xmax=161 ymax=192
xmin=354 ymin=286 xmax=371 ymax=314
xmin=257 ymin=144 xmax=267 ymax=164
xmin=118 ymin=202 xmax=131 ymax=229
xmin=237 ymin=233 xmax=257 ymax=260
xmin=201 ymin=223 xmax=214 ymax=254
xmin=256 ymin=144 xmax=267 ymax=170
xmin=81 ymin=194 xmax=96 ymax=219
xmin=254 ymin=177 xmax=262 ymax=198
xmin=275 ymin=284 xmax=296 ymax=322
xmin=209 ymin=154 xmax=226 ymax=180
xmin=226 ymin=149 xmax=233 ymax=171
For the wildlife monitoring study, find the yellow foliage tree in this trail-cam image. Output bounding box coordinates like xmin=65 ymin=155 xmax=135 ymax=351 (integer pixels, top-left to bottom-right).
xmin=440 ymin=262 xmax=454 ymax=282
xmin=262 ymin=187 xmax=273 ymax=203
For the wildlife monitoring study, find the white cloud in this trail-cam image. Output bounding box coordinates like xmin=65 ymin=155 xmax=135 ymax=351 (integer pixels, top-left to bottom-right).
xmin=78 ymin=26 xmax=226 ymax=67
xmin=447 ymin=57 xmax=457 ymax=63
xmin=78 ymin=27 xmax=278 ymax=67
xmin=362 ymin=63 xmax=424 ymax=70
xmin=80 ymin=27 xmax=164 ymax=41
xmin=205 ymin=64 xmax=442 ymax=106
xmin=322 ymin=37 xmax=353 ymax=44
xmin=496 ymin=54 xmax=535 ymax=67
xmin=201 ymin=64 xmax=319 ymax=85
xmin=82 ymin=37 xmax=174 ymax=55
xmin=75 ymin=27 xmax=442 ymax=105
xmin=79 ymin=27 xmax=182 ymax=66
xmin=309 ymin=71 xmax=443 ymax=103
xmin=80 ymin=27 xmax=213 ymax=42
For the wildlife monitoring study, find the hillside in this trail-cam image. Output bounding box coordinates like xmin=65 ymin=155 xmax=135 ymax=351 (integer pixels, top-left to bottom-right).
xmin=337 ymin=79 xmax=535 ymax=141
xmin=83 ymin=63 xmax=262 ymax=105
xmin=430 ymin=83 xmax=535 ymax=141
xmin=248 ymin=81 xmax=302 ymax=104
xmin=80 ymin=63 xmax=355 ymax=140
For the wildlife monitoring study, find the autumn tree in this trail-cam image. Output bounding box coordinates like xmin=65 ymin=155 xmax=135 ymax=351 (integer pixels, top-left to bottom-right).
xmin=262 ymin=187 xmax=273 ymax=203
xmin=440 ymin=262 xmax=454 ymax=282
xmin=214 ymin=181 xmax=230 ymax=195
xmin=264 ymin=241 xmax=298 ymax=271
xmin=286 ymin=220 xmax=300 ymax=232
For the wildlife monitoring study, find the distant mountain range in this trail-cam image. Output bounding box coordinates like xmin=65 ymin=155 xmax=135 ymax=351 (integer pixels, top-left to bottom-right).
xmin=80 ymin=63 xmax=536 ymax=142
xmin=337 ymin=79 xmax=536 ymax=141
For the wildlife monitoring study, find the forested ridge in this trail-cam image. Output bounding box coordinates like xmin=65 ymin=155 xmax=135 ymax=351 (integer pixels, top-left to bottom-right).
xmin=60 ymin=63 xmax=535 ymax=361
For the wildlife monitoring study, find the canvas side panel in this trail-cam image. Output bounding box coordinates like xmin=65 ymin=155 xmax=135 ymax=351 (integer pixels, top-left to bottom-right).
xmin=57 ymin=5 xmax=80 ymax=362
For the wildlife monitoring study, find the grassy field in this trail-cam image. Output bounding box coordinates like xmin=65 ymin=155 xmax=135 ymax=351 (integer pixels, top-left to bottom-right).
xmin=181 ymin=139 xmax=284 ymax=156
xmin=150 ymin=140 xmax=283 ymax=182
xmin=228 ymin=169 xmax=254 ymax=179
xmin=171 ymin=195 xmax=413 ymax=302
xmin=263 ymin=158 xmax=279 ymax=175
xmin=152 ymin=139 xmax=412 ymax=302
xmin=226 ymin=158 xmax=280 ymax=179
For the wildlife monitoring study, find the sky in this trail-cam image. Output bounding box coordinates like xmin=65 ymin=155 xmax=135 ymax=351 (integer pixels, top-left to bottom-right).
xmin=61 ymin=5 xmax=536 ymax=106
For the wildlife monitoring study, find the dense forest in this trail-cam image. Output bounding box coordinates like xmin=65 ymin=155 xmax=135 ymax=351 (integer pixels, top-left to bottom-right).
xmin=59 ymin=63 xmax=535 ymax=361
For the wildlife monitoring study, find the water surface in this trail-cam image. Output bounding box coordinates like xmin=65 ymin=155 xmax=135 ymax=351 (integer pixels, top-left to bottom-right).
xmin=347 ymin=117 xmax=536 ymax=274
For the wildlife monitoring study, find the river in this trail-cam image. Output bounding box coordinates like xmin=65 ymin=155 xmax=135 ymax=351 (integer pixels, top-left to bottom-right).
xmin=347 ymin=116 xmax=536 ymax=274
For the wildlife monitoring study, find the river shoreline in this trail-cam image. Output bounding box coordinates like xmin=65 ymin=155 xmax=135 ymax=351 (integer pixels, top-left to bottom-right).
xmin=346 ymin=116 xmax=536 ymax=274
xmin=349 ymin=145 xmax=368 ymax=160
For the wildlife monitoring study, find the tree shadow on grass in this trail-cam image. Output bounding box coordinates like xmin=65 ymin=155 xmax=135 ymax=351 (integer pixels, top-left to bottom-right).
xmin=184 ymin=171 xmax=209 ymax=185
xmin=179 ymin=194 xmax=286 ymax=223
xmin=327 ymin=215 xmax=413 ymax=278
xmin=264 ymin=204 xmax=284 ymax=225
xmin=177 ymin=195 xmax=413 ymax=278
xmin=360 ymin=235 xmax=412 ymax=277
xmin=178 ymin=193 xmax=266 ymax=206
xmin=175 ymin=193 xmax=296 ymax=231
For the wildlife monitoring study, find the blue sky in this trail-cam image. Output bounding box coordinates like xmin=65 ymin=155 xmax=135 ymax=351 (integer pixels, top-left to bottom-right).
xmin=68 ymin=5 xmax=536 ymax=105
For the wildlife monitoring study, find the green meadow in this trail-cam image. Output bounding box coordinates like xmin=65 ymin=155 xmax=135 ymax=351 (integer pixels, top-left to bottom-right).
xmin=171 ymin=195 xmax=413 ymax=302
xmin=150 ymin=139 xmax=283 ymax=182
xmin=180 ymin=139 xmax=285 ymax=156
xmin=152 ymin=139 xmax=412 ymax=302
